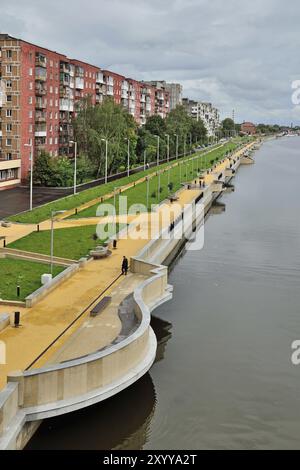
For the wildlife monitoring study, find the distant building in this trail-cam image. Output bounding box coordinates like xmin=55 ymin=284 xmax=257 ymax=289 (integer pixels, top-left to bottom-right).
xmin=241 ymin=122 xmax=256 ymax=135
xmin=144 ymin=80 xmax=181 ymax=111
xmin=182 ymin=99 xmax=220 ymax=137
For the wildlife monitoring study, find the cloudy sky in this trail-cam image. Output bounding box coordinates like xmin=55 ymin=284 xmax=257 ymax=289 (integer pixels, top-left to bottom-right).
xmin=1 ymin=0 xmax=300 ymax=125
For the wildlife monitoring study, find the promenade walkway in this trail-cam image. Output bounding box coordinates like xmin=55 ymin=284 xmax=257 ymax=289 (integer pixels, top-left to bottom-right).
xmin=0 ymin=143 xmax=254 ymax=390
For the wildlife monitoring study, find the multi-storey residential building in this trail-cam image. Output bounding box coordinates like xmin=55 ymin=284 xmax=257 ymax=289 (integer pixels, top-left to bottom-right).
xmin=0 ymin=34 xmax=172 ymax=190
xmin=144 ymin=81 xmax=182 ymax=111
xmin=143 ymin=81 xmax=170 ymax=119
xmin=182 ymin=98 xmax=220 ymax=137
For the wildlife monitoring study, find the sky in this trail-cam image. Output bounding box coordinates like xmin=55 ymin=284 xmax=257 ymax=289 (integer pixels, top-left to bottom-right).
xmin=1 ymin=0 xmax=300 ymax=125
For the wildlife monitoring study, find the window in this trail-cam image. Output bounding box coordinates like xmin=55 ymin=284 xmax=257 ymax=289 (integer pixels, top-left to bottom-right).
xmin=29 ymin=110 xmax=33 ymax=118
xmin=6 ymin=80 xmax=12 ymax=89
xmin=49 ymin=112 xmax=52 ymax=119
xmin=7 ymin=95 xmax=12 ymax=102
xmin=55 ymin=137 xmax=58 ymax=145
xmin=50 ymin=86 xmax=53 ymax=93
xmin=6 ymin=50 xmax=12 ymax=59
xmin=6 ymin=124 xmax=12 ymax=132
xmin=29 ymin=68 xmax=33 ymax=76
xmin=49 ymin=124 xmax=52 ymax=132
xmin=6 ymin=65 xmax=12 ymax=74
xmin=50 ymin=60 xmax=53 ymax=67
xmin=29 ymin=124 xmax=33 ymax=133
xmin=29 ymin=82 xmax=33 ymax=90
xmin=6 ymin=109 xmax=12 ymax=117
xmin=29 ymin=52 xmax=33 ymax=61
xmin=55 ymin=112 xmax=58 ymax=119
xmin=6 ymin=153 xmax=12 ymax=160
xmin=55 ymin=99 xmax=58 ymax=107
xmin=28 ymin=96 xmax=33 ymax=105
xmin=29 ymin=138 xmax=32 ymax=146
xmin=55 ymin=87 xmax=58 ymax=94
xmin=49 ymin=137 xmax=53 ymax=145
xmin=6 ymin=138 xmax=12 ymax=146
xmin=50 ymin=99 xmax=53 ymax=106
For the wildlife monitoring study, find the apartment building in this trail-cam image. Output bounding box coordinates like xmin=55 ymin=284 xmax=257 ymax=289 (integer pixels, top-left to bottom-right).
xmin=182 ymin=98 xmax=220 ymax=137
xmin=145 ymin=81 xmax=182 ymax=111
xmin=0 ymin=34 xmax=171 ymax=190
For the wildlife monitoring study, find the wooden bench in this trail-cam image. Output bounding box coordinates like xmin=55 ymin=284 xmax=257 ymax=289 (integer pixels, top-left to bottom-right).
xmin=90 ymin=296 xmax=112 ymax=317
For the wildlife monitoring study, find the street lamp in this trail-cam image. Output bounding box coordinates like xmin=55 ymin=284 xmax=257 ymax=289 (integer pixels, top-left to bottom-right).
xmin=124 ymin=137 xmax=130 ymax=177
xmin=101 ymin=138 xmax=108 ymax=184
xmin=24 ymin=143 xmax=33 ymax=211
xmin=189 ymin=133 xmax=192 ymax=155
xmin=50 ymin=210 xmax=66 ymax=276
xmin=174 ymin=134 xmax=179 ymax=160
xmin=154 ymin=135 xmax=160 ymax=167
xmin=143 ymin=149 xmax=147 ymax=171
xmin=165 ymin=134 xmax=170 ymax=186
xmin=69 ymin=140 xmax=77 ymax=195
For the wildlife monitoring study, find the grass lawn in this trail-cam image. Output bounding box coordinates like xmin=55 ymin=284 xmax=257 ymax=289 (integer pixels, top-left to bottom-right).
xmin=8 ymin=139 xmax=244 ymax=225
xmin=7 ymin=224 xmax=123 ymax=260
xmin=70 ymin=141 xmax=238 ymax=218
xmin=0 ymin=258 xmax=64 ymax=301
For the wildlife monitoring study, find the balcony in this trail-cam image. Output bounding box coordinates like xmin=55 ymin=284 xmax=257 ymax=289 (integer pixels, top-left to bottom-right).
xmin=121 ymin=90 xmax=128 ymax=99
xmin=75 ymin=77 xmax=84 ymax=90
xmin=60 ymin=99 xmax=74 ymax=112
xmin=35 ymin=84 xmax=46 ymax=96
xmin=106 ymin=86 xmax=114 ymax=96
xmin=0 ymin=158 xmax=21 ymax=171
xmin=35 ymin=98 xmax=47 ymax=109
xmin=60 ymin=63 xmax=71 ymax=74
xmin=35 ymin=113 xmax=46 ymax=123
xmin=75 ymin=67 xmax=84 ymax=78
xmin=35 ymin=67 xmax=47 ymax=82
xmin=35 ymin=55 xmax=47 ymax=68
xmin=35 ymin=128 xmax=47 ymax=137
xmin=96 ymin=72 xmax=104 ymax=84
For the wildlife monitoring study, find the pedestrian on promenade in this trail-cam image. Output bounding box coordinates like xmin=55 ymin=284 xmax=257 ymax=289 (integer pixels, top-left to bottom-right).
xmin=122 ymin=256 xmax=129 ymax=276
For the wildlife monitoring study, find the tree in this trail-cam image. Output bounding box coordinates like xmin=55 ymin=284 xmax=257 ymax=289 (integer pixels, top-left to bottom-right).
xmin=33 ymin=151 xmax=55 ymax=186
xmin=73 ymin=97 xmax=137 ymax=178
xmin=145 ymin=115 xmax=166 ymax=137
xmin=222 ymin=118 xmax=235 ymax=131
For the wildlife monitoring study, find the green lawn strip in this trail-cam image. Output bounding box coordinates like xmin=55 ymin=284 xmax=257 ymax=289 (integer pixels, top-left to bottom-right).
xmin=8 ymin=140 xmax=243 ymax=225
xmin=70 ymin=141 xmax=239 ymax=218
xmin=7 ymin=224 xmax=123 ymax=261
xmin=0 ymin=258 xmax=64 ymax=302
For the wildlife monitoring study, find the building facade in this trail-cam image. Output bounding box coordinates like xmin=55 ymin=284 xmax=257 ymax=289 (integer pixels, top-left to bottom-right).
xmin=241 ymin=121 xmax=256 ymax=135
xmin=145 ymin=81 xmax=182 ymax=111
xmin=182 ymin=98 xmax=220 ymax=137
xmin=0 ymin=34 xmax=171 ymax=190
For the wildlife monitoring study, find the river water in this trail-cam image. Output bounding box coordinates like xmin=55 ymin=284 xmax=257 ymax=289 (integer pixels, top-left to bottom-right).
xmin=26 ymin=137 xmax=300 ymax=450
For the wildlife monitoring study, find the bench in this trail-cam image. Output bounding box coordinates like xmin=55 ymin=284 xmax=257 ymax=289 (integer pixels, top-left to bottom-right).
xmin=169 ymin=194 xmax=179 ymax=203
xmin=90 ymin=296 xmax=112 ymax=317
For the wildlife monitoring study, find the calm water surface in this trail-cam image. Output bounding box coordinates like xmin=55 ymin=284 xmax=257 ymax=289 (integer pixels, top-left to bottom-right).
xmin=27 ymin=137 xmax=300 ymax=450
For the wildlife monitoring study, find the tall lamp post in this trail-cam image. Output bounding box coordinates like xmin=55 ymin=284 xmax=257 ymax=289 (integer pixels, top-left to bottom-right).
xmin=154 ymin=135 xmax=160 ymax=167
xmin=24 ymin=143 xmax=33 ymax=211
xmin=69 ymin=140 xmax=77 ymax=195
xmin=174 ymin=134 xmax=179 ymax=160
xmin=165 ymin=134 xmax=170 ymax=185
xmin=101 ymin=138 xmax=108 ymax=184
xmin=50 ymin=210 xmax=66 ymax=276
xmin=124 ymin=138 xmax=130 ymax=177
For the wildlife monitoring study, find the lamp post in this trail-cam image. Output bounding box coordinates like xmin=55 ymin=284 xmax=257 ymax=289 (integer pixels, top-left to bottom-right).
xmin=146 ymin=176 xmax=150 ymax=210
xmin=101 ymin=138 xmax=108 ymax=184
xmin=50 ymin=210 xmax=66 ymax=276
xmin=144 ymin=149 xmax=147 ymax=171
xmin=69 ymin=140 xmax=77 ymax=195
xmin=154 ymin=135 xmax=160 ymax=167
xmin=190 ymin=133 xmax=192 ymax=155
xmin=125 ymin=138 xmax=130 ymax=177
xmin=174 ymin=134 xmax=179 ymax=160
xmin=165 ymin=134 xmax=170 ymax=185
xmin=24 ymin=143 xmax=33 ymax=211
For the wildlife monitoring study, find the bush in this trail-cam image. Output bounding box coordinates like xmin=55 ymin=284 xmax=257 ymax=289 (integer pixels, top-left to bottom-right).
xmin=151 ymin=191 xmax=157 ymax=198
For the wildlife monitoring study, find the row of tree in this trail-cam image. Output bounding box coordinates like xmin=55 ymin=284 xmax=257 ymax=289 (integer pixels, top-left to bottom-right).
xmin=33 ymin=97 xmax=209 ymax=186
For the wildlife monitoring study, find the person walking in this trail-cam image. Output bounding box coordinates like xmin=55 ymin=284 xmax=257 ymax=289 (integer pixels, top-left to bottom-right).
xmin=122 ymin=256 xmax=129 ymax=276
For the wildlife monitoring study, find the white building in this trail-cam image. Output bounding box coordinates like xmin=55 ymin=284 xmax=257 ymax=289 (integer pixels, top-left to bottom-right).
xmin=183 ymin=99 xmax=220 ymax=137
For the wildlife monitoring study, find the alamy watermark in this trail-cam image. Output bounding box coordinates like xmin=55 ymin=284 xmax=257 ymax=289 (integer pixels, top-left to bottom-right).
xmin=95 ymin=197 xmax=205 ymax=252
xmin=291 ymin=81 xmax=300 ymax=105
xmin=0 ymin=341 xmax=6 ymax=365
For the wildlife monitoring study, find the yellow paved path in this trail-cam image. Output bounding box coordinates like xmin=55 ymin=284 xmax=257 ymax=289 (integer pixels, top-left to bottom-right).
xmin=0 ymin=143 xmax=255 ymax=390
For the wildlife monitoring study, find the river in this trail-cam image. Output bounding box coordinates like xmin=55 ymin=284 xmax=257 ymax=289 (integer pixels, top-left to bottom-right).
xmin=26 ymin=136 xmax=300 ymax=450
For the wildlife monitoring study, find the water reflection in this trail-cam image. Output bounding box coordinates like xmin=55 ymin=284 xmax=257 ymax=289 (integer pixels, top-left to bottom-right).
xmin=26 ymin=316 xmax=173 ymax=450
